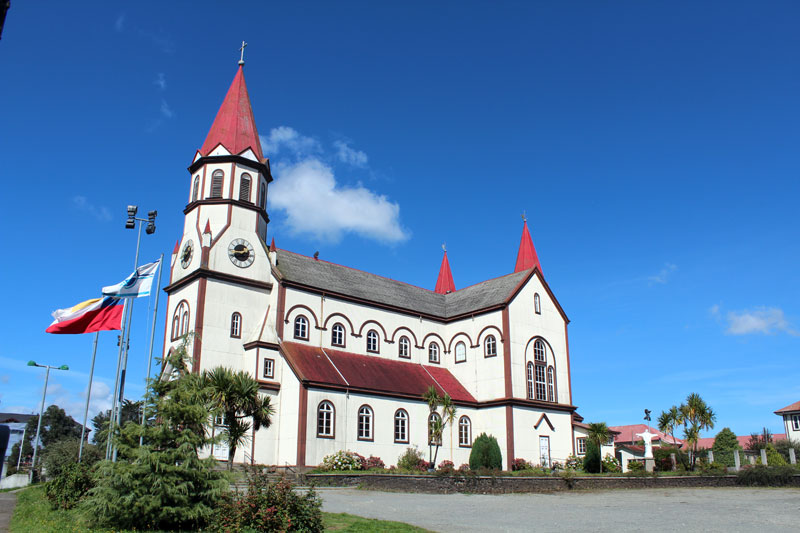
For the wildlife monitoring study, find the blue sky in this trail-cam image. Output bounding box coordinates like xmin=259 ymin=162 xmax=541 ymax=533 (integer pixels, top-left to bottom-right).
xmin=1 ymin=1 xmax=798 ymax=441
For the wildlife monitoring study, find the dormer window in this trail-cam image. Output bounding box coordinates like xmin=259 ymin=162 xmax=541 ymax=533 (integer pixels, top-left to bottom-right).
xmin=366 ymin=330 xmax=379 ymax=353
xmin=210 ymin=170 xmax=224 ymax=198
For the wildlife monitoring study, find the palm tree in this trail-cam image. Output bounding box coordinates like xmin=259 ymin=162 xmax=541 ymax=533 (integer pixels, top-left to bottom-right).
xmin=679 ymin=393 xmax=716 ymax=470
xmin=587 ymin=422 xmax=612 ymax=473
xmin=422 ymin=386 xmax=441 ymax=467
xmin=202 ymin=367 xmax=274 ymax=470
xmin=440 ymin=394 xmax=456 ymax=463
xmin=658 ymin=405 xmax=685 ymax=469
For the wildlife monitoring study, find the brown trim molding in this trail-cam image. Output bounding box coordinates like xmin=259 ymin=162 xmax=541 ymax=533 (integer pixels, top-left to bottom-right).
xmin=256 ymin=379 xmax=280 ymax=392
xmin=188 ymin=153 xmax=272 ymax=180
xmin=184 ymin=197 xmax=270 ymax=224
xmin=193 ymin=278 xmax=207 ymax=372
xmin=447 ymin=332 xmax=474 ymax=354
xmin=243 ymin=340 xmax=281 ymax=351
xmin=421 ymin=332 xmax=447 ymax=352
xmin=564 ymin=322 xmax=573 ymax=406
xmin=357 ymin=319 xmax=389 ymax=341
xmin=276 ymin=284 xmax=286 ymax=339
xmin=502 ymin=307 xmax=512 ymax=398
xmin=389 ymin=326 xmax=419 ymax=347
xmin=164 ymin=267 xmax=273 ymax=293
xmin=296 ymin=385 xmax=308 ymax=466
xmin=322 ymin=312 xmax=356 ymax=335
xmin=284 ymin=304 xmax=320 ymax=329
xmin=505 ymin=405 xmax=515 ymax=470
xmin=534 ymin=413 xmax=555 ymax=431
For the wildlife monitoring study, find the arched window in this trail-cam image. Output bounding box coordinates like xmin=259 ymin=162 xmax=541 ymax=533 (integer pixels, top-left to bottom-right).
xmin=455 ymin=341 xmax=467 ymax=363
xmin=259 ymin=183 xmax=266 ymax=209
xmin=428 ymin=342 xmax=440 ymax=364
xmin=535 ymin=363 xmax=547 ymax=401
xmin=171 ymin=301 xmax=189 ymax=340
xmin=398 ymin=336 xmax=410 ymax=358
xmin=534 ymin=293 xmax=541 ymax=314
xmin=526 ymin=362 xmax=535 ymax=400
xmin=210 ymin=170 xmax=224 ymax=198
xmin=547 ymin=366 xmax=555 ymax=402
xmin=331 ymin=323 xmax=345 ymax=347
xmin=366 ymin=330 xmax=379 ymax=353
xmin=394 ymin=409 xmax=408 ymax=443
xmin=294 ymin=315 xmax=308 ymax=340
xmin=459 ymin=416 xmax=472 ymax=447
xmin=192 ymin=176 xmax=199 ymax=202
xmin=357 ymin=405 xmax=373 ymax=441
xmin=317 ymin=401 xmax=334 ymax=438
xmin=428 ymin=412 xmax=442 ymax=445
xmin=484 ymin=335 xmax=497 ymax=357
xmin=534 ymin=339 xmax=546 ymax=362
xmin=239 ymin=173 xmax=251 ymax=202
xmin=230 ymin=312 xmax=241 ymax=338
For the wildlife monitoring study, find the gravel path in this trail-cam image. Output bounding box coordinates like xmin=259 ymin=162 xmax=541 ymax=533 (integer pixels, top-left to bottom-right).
xmin=319 ymin=487 xmax=800 ymax=532
xmin=0 ymin=492 xmax=17 ymax=533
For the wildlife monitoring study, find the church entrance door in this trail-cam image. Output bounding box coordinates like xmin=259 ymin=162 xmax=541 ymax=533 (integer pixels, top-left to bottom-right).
xmin=539 ymin=436 xmax=550 ymax=467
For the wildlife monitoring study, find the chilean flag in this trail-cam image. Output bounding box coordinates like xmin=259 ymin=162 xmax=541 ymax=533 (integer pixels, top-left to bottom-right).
xmin=46 ymin=297 xmax=124 ymax=334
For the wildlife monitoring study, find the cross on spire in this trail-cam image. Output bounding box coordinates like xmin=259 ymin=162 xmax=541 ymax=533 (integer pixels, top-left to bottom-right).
xmin=521 ymin=210 xmax=527 ymax=222
xmin=238 ymin=41 xmax=248 ymax=65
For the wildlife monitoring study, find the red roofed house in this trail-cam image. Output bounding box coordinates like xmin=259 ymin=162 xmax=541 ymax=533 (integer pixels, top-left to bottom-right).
xmin=775 ymin=401 xmax=800 ymax=443
xmin=161 ymin=56 xmax=579 ymax=470
xmin=609 ymin=424 xmax=683 ymax=472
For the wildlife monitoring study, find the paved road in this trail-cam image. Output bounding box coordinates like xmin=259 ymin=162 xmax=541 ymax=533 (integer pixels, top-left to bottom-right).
xmin=0 ymin=492 xmax=17 ymax=533
xmin=319 ymin=487 xmax=800 ymax=532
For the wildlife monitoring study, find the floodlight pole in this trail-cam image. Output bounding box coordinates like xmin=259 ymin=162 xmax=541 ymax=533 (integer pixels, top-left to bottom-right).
xmin=139 ymin=254 xmax=164 ymax=446
xmin=28 ymin=362 xmax=68 ymax=482
xmin=79 ymin=331 xmax=99 ymax=462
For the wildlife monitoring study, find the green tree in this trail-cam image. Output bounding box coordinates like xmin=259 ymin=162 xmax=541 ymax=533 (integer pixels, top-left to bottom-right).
xmin=658 ymin=405 xmax=687 ymax=469
xmin=24 ymin=405 xmax=82 ymax=448
xmin=91 ymin=399 xmax=142 ymax=448
xmin=201 ymin=367 xmax=274 ymax=470
xmin=582 ymin=439 xmax=601 ymax=473
xmin=587 ymin=422 xmax=612 ymax=473
xmin=746 ymin=427 xmax=772 ymax=451
xmin=679 ymin=393 xmax=716 ymax=470
xmin=42 ymin=438 xmax=102 ymax=480
xmin=712 ymin=427 xmax=742 ymax=467
xmin=421 ymin=386 xmax=456 ymax=468
xmin=469 ymin=433 xmax=502 ymax=470
xmin=82 ymin=336 xmax=228 ymax=531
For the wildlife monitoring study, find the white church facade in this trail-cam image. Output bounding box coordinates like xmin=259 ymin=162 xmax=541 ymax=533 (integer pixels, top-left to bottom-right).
xmin=162 ymin=60 xmax=580 ymax=470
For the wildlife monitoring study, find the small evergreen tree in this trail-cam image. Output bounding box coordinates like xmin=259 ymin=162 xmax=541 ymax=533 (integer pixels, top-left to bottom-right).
xmin=82 ymin=336 xmax=228 ymax=531
xmin=583 ymin=439 xmax=601 ymax=473
xmin=468 ymin=433 xmax=502 ymax=470
xmin=712 ymin=427 xmax=742 ymax=467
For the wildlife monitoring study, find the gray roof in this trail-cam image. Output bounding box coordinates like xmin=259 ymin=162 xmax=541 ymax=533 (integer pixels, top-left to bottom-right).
xmin=0 ymin=413 xmax=34 ymax=424
xmin=275 ymin=249 xmax=530 ymax=319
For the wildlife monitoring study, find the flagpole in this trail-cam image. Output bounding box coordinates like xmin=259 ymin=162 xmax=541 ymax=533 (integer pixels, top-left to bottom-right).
xmin=106 ymin=299 xmax=129 ymax=460
xmin=140 ymin=254 xmax=164 ymax=446
xmin=79 ymin=331 xmax=99 ymax=462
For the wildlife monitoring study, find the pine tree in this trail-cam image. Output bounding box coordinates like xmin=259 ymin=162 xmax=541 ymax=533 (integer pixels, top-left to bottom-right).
xmin=712 ymin=427 xmax=741 ymax=467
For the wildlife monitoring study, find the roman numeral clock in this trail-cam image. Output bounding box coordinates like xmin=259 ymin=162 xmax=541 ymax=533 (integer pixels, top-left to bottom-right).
xmin=228 ymin=238 xmax=255 ymax=268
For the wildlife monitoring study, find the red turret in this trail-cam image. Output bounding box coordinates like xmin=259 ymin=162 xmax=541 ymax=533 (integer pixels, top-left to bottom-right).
xmin=514 ymin=220 xmax=542 ymax=274
xmin=434 ymin=250 xmax=456 ymax=294
xmin=200 ymin=65 xmax=263 ymax=160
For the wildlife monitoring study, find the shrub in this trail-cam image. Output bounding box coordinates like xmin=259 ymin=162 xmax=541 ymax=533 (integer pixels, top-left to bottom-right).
xmin=602 ymin=454 xmax=621 ymax=473
xmin=627 ymin=459 xmax=644 ymax=472
xmin=320 ymin=450 xmax=363 ymax=471
xmin=699 ymin=461 xmax=727 ymax=475
xmin=774 ymin=438 xmax=800 ymax=463
xmin=469 ymin=433 xmax=502 ymax=470
xmin=363 ymin=455 xmax=385 ymax=470
xmin=653 ymin=446 xmax=688 ymax=471
xmin=582 ymin=440 xmax=600 ymax=473
xmin=210 ymin=469 xmax=323 ymax=532
xmin=458 ymin=463 xmax=470 ymax=472
xmin=736 ymin=465 xmax=798 ymax=486
xmin=42 ymin=438 xmax=102 ymax=480
xmin=511 ymin=458 xmax=531 ymax=471
xmin=437 ymin=460 xmax=455 ymax=473
xmin=564 ymin=455 xmax=582 ymax=471
xmin=43 ymin=462 xmax=94 ymax=510
xmin=712 ymin=427 xmax=742 ymax=467
xmin=397 ymin=446 xmax=426 ymax=471
xmin=756 ymin=444 xmax=787 ymax=466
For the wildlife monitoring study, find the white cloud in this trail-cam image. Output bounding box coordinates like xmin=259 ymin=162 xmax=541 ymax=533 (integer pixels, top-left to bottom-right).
xmin=46 ymin=380 xmax=113 ymax=425
xmin=260 ymin=126 xmax=320 ymax=157
xmin=270 ymin=159 xmax=408 ymax=243
xmin=72 ymin=195 xmax=112 ymax=221
xmin=160 ymin=100 xmax=174 ymax=119
xmin=333 ymin=140 xmax=368 ymax=167
xmin=648 ymin=263 xmax=677 ymax=284
xmin=154 ymin=73 xmax=166 ymax=91
xmin=114 ymin=13 xmax=125 ymax=32
xmin=725 ymin=307 xmax=798 ymax=336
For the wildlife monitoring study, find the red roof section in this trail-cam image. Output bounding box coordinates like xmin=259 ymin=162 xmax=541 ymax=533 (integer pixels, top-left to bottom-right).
xmin=609 ymin=424 xmax=683 ymax=446
xmin=200 ymin=66 xmax=263 ymax=160
xmin=434 ymin=251 xmax=456 ymax=294
xmin=280 ymin=341 xmax=476 ymax=403
xmin=514 ymin=221 xmax=542 ymax=274
xmin=172 ymin=239 xmax=180 ymax=254
xmin=775 ymin=400 xmax=800 ymax=414
xmin=686 ymin=434 xmax=787 ymax=451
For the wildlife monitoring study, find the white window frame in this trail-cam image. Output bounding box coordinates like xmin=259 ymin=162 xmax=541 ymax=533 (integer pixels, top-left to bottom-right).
xmin=317 ymin=401 xmax=334 ymax=438
xmin=331 ymin=323 xmax=345 ymax=347
xmin=428 ymin=342 xmax=440 ymax=364
xmin=455 ymin=341 xmax=467 ymax=363
xmin=230 ymin=312 xmax=241 ymax=338
xmin=263 ymin=358 xmax=274 ymax=379
xmin=484 ymin=335 xmax=497 ymax=357
xmin=792 ymin=414 xmax=800 ymax=431
xmin=577 ymin=437 xmax=587 ymax=455
xmin=398 ymin=336 xmax=410 ymax=358
xmin=534 ymin=293 xmax=541 ymax=314
xmin=357 ymin=405 xmax=373 ymax=441
xmin=394 ymin=409 xmax=408 ymax=443
xmin=366 ymin=330 xmax=379 ymax=353
xmin=458 ymin=416 xmax=472 ymax=447
xmin=294 ymin=316 xmax=308 ymax=340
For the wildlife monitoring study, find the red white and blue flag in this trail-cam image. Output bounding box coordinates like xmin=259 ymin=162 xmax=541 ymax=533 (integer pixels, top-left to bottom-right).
xmin=46 ymin=297 xmax=124 ymax=334
xmin=102 ymin=260 xmax=161 ymax=298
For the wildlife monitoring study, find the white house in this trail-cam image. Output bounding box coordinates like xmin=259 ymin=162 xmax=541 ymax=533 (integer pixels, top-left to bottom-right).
xmin=161 ymin=59 xmax=581 ymax=471
xmin=775 ymin=401 xmax=800 ymax=442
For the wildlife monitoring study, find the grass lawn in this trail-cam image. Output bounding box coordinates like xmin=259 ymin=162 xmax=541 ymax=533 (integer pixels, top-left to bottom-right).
xmin=10 ymin=485 xmax=431 ymax=532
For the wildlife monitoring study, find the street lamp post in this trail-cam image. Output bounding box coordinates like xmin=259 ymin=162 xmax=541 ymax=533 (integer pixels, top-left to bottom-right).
xmin=27 ymin=360 xmax=69 ymax=482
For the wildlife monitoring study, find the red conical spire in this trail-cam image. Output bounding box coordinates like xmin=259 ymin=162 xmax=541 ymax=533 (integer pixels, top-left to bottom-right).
xmin=434 ymin=249 xmax=456 ymax=294
xmin=200 ymin=65 xmax=263 ymax=160
xmin=514 ymin=220 xmax=542 ymax=274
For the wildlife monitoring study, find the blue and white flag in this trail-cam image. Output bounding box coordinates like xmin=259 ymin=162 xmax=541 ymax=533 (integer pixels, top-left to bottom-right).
xmin=102 ymin=260 xmax=161 ymax=298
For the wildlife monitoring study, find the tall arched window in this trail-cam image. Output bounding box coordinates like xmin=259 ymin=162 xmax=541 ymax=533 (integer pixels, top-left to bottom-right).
xmin=294 ymin=315 xmax=308 ymax=340
xmin=230 ymin=312 xmax=241 ymax=338
xmin=331 ymin=323 xmax=345 ymax=347
xmin=526 ymin=361 xmax=535 ymax=400
xmin=259 ymin=184 xmax=266 ymax=208
xmin=534 ymin=293 xmax=541 ymax=314
xmin=484 ymin=335 xmax=497 ymax=357
xmin=428 ymin=342 xmax=440 ymax=364
xmin=394 ymin=409 xmax=408 ymax=443
xmin=459 ymin=416 xmax=472 ymax=447
xmin=317 ymin=401 xmax=334 ymax=438
xmin=535 ymin=363 xmax=547 ymax=400
xmin=239 ymin=173 xmax=251 ymax=202
xmin=366 ymin=330 xmax=379 ymax=353
xmin=534 ymin=339 xmax=546 ymax=362
xmin=455 ymin=341 xmax=467 ymax=363
xmin=357 ymin=405 xmax=373 ymax=441
xmin=398 ymin=336 xmax=410 ymax=359
xmin=428 ymin=412 xmax=442 ymax=445
xmin=171 ymin=301 xmax=190 ymax=340
xmin=210 ymin=170 xmax=224 ymax=198
xmin=192 ymin=176 xmax=199 ymax=202
xmin=547 ymin=366 xmax=555 ymax=402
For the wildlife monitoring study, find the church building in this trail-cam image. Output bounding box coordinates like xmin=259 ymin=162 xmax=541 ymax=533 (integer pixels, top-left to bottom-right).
xmin=162 ymin=58 xmax=579 ymax=470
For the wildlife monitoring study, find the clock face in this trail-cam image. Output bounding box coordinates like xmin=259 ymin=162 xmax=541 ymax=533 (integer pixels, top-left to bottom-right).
xmin=181 ymin=240 xmax=194 ymax=268
xmin=228 ymin=238 xmax=255 ymax=268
